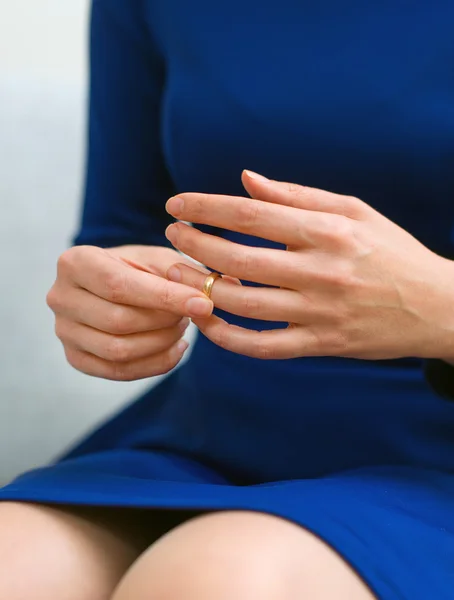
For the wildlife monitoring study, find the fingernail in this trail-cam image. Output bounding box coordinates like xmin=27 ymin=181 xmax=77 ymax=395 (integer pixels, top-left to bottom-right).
xmin=222 ymin=275 xmax=242 ymax=286
xmin=165 ymin=224 xmax=179 ymax=245
xmin=186 ymin=297 xmax=213 ymax=317
xmin=166 ymin=196 xmax=184 ymax=216
xmin=167 ymin=265 xmax=182 ymax=282
xmin=244 ymin=170 xmax=270 ymax=183
xmin=176 ymin=339 xmax=189 ymax=354
xmin=178 ymin=317 xmax=191 ymax=333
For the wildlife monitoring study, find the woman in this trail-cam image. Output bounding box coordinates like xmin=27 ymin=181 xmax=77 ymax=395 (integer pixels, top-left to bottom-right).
xmin=1 ymin=1 xmax=454 ymax=598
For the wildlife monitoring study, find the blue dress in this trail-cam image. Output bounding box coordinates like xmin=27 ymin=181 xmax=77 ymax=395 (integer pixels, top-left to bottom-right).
xmin=2 ymin=1 xmax=454 ymax=597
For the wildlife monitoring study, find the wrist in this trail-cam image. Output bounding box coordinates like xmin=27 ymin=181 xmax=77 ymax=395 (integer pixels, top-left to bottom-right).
xmin=424 ymin=256 xmax=454 ymax=363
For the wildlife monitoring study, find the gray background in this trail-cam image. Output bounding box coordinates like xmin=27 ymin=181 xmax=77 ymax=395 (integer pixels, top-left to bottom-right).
xmin=0 ymin=1 xmax=186 ymax=484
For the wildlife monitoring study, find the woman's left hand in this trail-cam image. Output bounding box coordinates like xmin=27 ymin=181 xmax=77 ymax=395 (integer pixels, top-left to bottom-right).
xmin=164 ymin=171 xmax=454 ymax=361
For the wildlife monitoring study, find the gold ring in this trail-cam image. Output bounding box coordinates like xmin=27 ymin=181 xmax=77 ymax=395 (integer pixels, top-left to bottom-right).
xmin=202 ymin=272 xmax=221 ymax=299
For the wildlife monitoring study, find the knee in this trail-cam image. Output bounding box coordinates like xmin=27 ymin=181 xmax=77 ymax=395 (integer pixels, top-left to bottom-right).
xmin=0 ymin=501 xmax=136 ymax=599
xmin=112 ymin=510 xmax=320 ymax=600
xmin=113 ymin=510 xmax=376 ymax=600
xmin=0 ymin=502 xmax=84 ymax=596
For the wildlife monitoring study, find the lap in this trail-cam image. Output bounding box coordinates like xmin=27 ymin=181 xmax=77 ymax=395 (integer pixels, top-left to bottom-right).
xmin=113 ymin=510 xmax=376 ymax=600
xmin=3 ymin=464 xmax=454 ymax=598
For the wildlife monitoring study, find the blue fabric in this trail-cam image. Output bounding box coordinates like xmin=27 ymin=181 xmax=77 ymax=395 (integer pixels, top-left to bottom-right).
xmin=3 ymin=1 xmax=454 ymax=597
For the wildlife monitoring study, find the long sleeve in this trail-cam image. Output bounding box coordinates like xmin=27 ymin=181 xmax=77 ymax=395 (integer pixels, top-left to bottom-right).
xmin=74 ymin=0 xmax=174 ymax=248
xmin=424 ymin=232 xmax=454 ymax=401
xmin=424 ymin=360 xmax=454 ymax=401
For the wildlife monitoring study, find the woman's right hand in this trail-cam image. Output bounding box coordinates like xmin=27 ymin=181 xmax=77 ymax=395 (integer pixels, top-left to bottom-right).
xmin=46 ymin=245 xmax=214 ymax=381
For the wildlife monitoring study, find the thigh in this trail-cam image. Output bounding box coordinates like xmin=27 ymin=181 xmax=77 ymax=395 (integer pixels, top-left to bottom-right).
xmin=0 ymin=501 xmax=195 ymax=600
xmin=113 ymin=511 xmax=376 ymax=600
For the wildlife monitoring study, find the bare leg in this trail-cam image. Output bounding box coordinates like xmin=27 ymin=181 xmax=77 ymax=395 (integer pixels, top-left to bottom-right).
xmin=113 ymin=511 xmax=376 ymax=600
xmin=0 ymin=501 xmax=194 ymax=600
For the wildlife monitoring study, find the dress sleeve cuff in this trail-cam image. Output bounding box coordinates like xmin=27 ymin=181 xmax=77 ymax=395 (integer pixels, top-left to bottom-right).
xmin=424 ymin=359 xmax=454 ymax=400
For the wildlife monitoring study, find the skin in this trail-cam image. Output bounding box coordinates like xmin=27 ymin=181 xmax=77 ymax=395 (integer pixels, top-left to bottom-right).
xmin=0 ymin=502 xmax=199 ymax=600
xmin=164 ymin=169 xmax=454 ymax=363
xmin=46 ymin=244 xmax=214 ymax=381
xmin=0 ymin=504 xmax=375 ymax=599
xmin=112 ymin=511 xmax=376 ymax=600
xmin=0 ymin=502 xmax=149 ymax=600
xmin=30 ymin=169 xmax=453 ymax=598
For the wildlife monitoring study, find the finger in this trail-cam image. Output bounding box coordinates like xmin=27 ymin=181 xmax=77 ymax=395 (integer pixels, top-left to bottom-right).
xmin=167 ymin=263 xmax=307 ymax=323
xmin=165 ymin=222 xmax=308 ymax=288
xmin=110 ymin=245 xmax=200 ymax=277
xmin=56 ymin=317 xmax=190 ymax=363
xmin=166 ymin=191 xmax=330 ymax=247
xmin=118 ymin=256 xmax=159 ymax=276
xmin=59 ymin=246 xmax=214 ymax=318
xmin=64 ymin=339 xmax=189 ymax=382
xmin=166 ymin=261 xmax=243 ymax=287
xmin=241 ymin=170 xmax=367 ymax=219
xmin=192 ymin=314 xmax=316 ymax=359
xmin=48 ymin=285 xmax=182 ymax=334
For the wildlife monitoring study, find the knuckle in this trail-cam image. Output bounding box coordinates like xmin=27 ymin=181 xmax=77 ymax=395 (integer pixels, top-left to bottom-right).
xmin=105 ymin=336 xmax=131 ymax=363
xmin=290 ymin=183 xmax=312 ymax=203
xmin=228 ymin=250 xmax=257 ymax=278
xmin=56 ymin=248 xmax=77 ymax=275
xmin=341 ymin=195 xmax=361 ymax=216
xmin=332 ymin=261 xmax=356 ymax=288
xmin=228 ymin=251 xmax=247 ymax=274
xmin=309 ymin=213 xmax=335 ymax=241
xmin=54 ymin=318 xmax=67 ymax=342
xmin=64 ymin=347 xmax=85 ymax=372
xmin=237 ymin=201 xmax=261 ymax=231
xmin=293 ymin=220 xmax=309 ymax=245
xmin=106 ymin=305 xmax=134 ymax=334
xmin=287 ymin=182 xmax=302 ymax=195
xmin=342 ymin=195 xmax=369 ymax=219
xmin=239 ymin=293 xmax=263 ymax=317
xmin=211 ymin=327 xmax=230 ymax=350
xmin=327 ymin=217 xmax=355 ymax=244
xmin=104 ymin=270 xmax=128 ymax=303
xmin=253 ymin=338 xmax=275 ymax=360
xmin=320 ymin=263 xmax=355 ymax=289
xmin=111 ymin=362 xmax=135 ymax=382
xmin=57 ymin=246 xmax=92 ymax=277
xmin=46 ymin=286 xmax=61 ymax=311
xmin=157 ymin=281 xmax=180 ymax=310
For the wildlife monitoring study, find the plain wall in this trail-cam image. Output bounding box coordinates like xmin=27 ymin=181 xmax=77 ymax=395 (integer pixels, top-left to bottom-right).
xmin=0 ymin=1 xmax=172 ymax=483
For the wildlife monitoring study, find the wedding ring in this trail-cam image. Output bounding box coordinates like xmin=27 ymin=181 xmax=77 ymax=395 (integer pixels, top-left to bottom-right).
xmin=202 ymin=272 xmax=221 ymax=299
